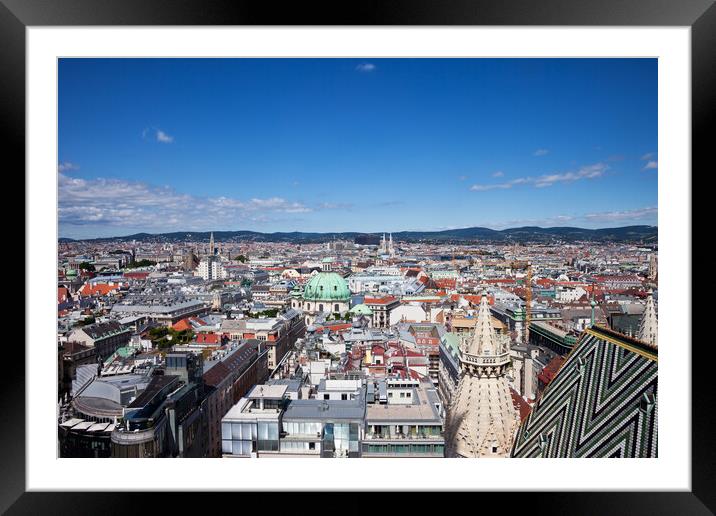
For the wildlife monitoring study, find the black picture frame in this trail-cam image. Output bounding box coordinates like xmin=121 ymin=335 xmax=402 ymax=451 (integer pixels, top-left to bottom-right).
xmin=4 ymin=0 xmax=709 ymax=513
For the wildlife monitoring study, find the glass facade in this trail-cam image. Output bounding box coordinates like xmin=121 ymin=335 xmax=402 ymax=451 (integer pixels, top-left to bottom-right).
xmin=280 ymin=440 xmax=319 ymax=453
xmin=322 ymin=422 xmax=360 ymax=456
xmin=257 ymin=421 xmax=279 ymax=452
xmin=221 ymin=421 xmax=260 ymax=456
xmin=283 ymin=421 xmax=321 ymax=436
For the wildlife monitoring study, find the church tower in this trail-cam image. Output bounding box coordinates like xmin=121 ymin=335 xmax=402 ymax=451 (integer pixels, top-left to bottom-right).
xmin=209 ymin=232 xmax=215 ymax=256
xmin=446 ymin=293 xmax=519 ymax=457
xmin=637 ymin=291 xmax=658 ymax=348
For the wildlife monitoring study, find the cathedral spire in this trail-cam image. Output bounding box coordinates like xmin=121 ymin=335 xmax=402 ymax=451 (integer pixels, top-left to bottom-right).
xmin=446 ymin=290 xmax=518 ymax=458
xmin=637 ymin=291 xmax=658 ymax=348
xmin=465 ymin=293 xmax=501 ymax=356
xmin=209 ymin=232 xmax=215 ymax=255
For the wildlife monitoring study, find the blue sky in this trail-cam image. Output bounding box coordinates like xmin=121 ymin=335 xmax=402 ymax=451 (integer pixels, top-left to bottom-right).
xmin=58 ymin=58 xmax=657 ymax=239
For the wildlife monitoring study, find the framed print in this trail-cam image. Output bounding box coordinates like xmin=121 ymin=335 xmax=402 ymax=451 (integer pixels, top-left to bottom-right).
xmin=5 ymin=0 xmax=711 ymax=513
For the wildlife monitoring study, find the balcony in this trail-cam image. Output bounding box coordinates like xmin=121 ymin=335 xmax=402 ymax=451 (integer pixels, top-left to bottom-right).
xmin=460 ymin=352 xmax=510 ymax=367
xmin=364 ymin=432 xmax=443 ymax=442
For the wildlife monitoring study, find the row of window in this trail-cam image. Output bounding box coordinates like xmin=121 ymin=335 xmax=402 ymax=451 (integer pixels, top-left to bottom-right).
xmin=387 ymin=391 xmax=412 ymax=398
xmin=280 ymin=441 xmax=318 ymax=452
xmin=370 ymin=425 xmax=442 ymax=437
xmin=221 ymin=421 xmax=279 ymax=441
xmin=283 ymin=421 xmax=322 ymax=436
xmin=362 ymin=443 xmax=445 ymax=455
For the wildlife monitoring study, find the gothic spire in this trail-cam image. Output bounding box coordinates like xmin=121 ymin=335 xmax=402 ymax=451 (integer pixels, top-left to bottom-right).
xmin=447 ymin=291 xmax=517 ymax=457
xmin=465 ymin=293 xmax=500 ymax=356
xmin=637 ymin=291 xmax=658 ymax=348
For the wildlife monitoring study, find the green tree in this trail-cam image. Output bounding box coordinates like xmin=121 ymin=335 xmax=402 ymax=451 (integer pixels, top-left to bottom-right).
xmin=249 ymin=308 xmax=279 ymax=318
xmin=74 ymin=315 xmax=96 ymax=327
xmin=126 ymin=259 xmax=157 ymax=269
xmin=78 ymin=262 xmax=95 ymax=272
xmin=234 ymin=255 xmax=247 ymax=263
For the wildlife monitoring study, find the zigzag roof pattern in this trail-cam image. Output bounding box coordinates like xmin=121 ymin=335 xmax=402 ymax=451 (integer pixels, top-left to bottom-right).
xmin=511 ymin=326 xmax=657 ymax=458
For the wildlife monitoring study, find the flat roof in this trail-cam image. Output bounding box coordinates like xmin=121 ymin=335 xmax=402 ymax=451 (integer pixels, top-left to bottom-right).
xmin=366 ymin=388 xmax=441 ymax=424
xmin=283 ymin=397 xmax=365 ymax=421
xmin=222 ymin=398 xmax=282 ymax=422
xmin=247 ymin=384 xmax=288 ymax=400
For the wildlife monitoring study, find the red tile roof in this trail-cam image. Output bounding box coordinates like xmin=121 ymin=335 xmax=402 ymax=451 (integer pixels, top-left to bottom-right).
xmin=173 ymin=319 xmax=193 ymax=332
xmin=449 ymin=294 xmax=494 ymax=305
xmin=78 ymin=283 xmax=121 ymax=297
xmin=364 ymin=296 xmax=398 ymax=305
xmin=510 ymin=388 xmax=532 ymax=421
xmin=123 ymin=271 xmax=150 ymax=280
xmin=196 ymin=333 xmax=220 ymax=344
xmin=323 ymin=323 xmax=353 ymax=332
xmin=538 ymin=356 xmax=566 ymax=386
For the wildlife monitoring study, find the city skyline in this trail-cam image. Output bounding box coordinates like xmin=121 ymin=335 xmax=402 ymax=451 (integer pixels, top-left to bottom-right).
xmin=59 ymin=58 xmax=657 ymax=239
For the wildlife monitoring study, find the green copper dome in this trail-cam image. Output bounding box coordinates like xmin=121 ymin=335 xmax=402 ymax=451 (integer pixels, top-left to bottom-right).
xmin=349 ymin=304 xmax=373 ymax=316
xmin=303 ymin=272 xmax=350 ymax=302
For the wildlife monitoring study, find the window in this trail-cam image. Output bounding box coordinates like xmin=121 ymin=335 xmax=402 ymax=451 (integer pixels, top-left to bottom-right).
xmin=324 ymin=394 xmax=330 ymax=400
xmin=341 ymin=394 xmax=348 ymax=400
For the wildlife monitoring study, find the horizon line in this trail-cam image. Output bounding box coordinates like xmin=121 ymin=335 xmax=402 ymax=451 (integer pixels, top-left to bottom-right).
xmin=59 ymin=223 xmax=658 ymax=241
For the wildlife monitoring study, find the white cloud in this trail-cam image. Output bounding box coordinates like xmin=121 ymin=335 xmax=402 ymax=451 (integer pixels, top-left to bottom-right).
xmin=458 ymin=175 xmax=468 ymax=181
xmin=470 ymin=163 xmax=608 ymax=192
xmin=317 ymin=202 xmax=353 ymax=210
xmin=473 ymin=206 xmax=657 ymax=229
xmin=156 ymin=129 xmax=174 ymax=143
xmin=582 ymin=206 xmax=657 ymax=223
xmin=58 ymin=162 xmax=79 ymax=172
xmin=58 ymin=173 xmax=343 ymax=232
xmin=533 ymin=148 xmax=549 ymax=156
xmin=355 ymin=63 xmax=376 ymax=72
xmin=470 ymin=183 xmax=514 ymax=192
xmin=492 ymin=171 xmax=504 ymax=178
xmin=640 ymin=152 xmax=657 ymax=169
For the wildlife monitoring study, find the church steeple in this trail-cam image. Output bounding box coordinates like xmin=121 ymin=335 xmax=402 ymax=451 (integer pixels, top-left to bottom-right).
xmin=209 ymin=232 xmax=215 ymax=255
xmin=464 ymin=293 xmax=503 ymax=356
xmin=446 ymin=291 xmax=518 ymax=457
xmin=637 ymin=291 xmax=658 ymax=348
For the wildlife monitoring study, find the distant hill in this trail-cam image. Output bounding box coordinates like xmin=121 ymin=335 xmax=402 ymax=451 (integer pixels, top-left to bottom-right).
xmin=60 ymin=225 xmax=657 ymax=244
